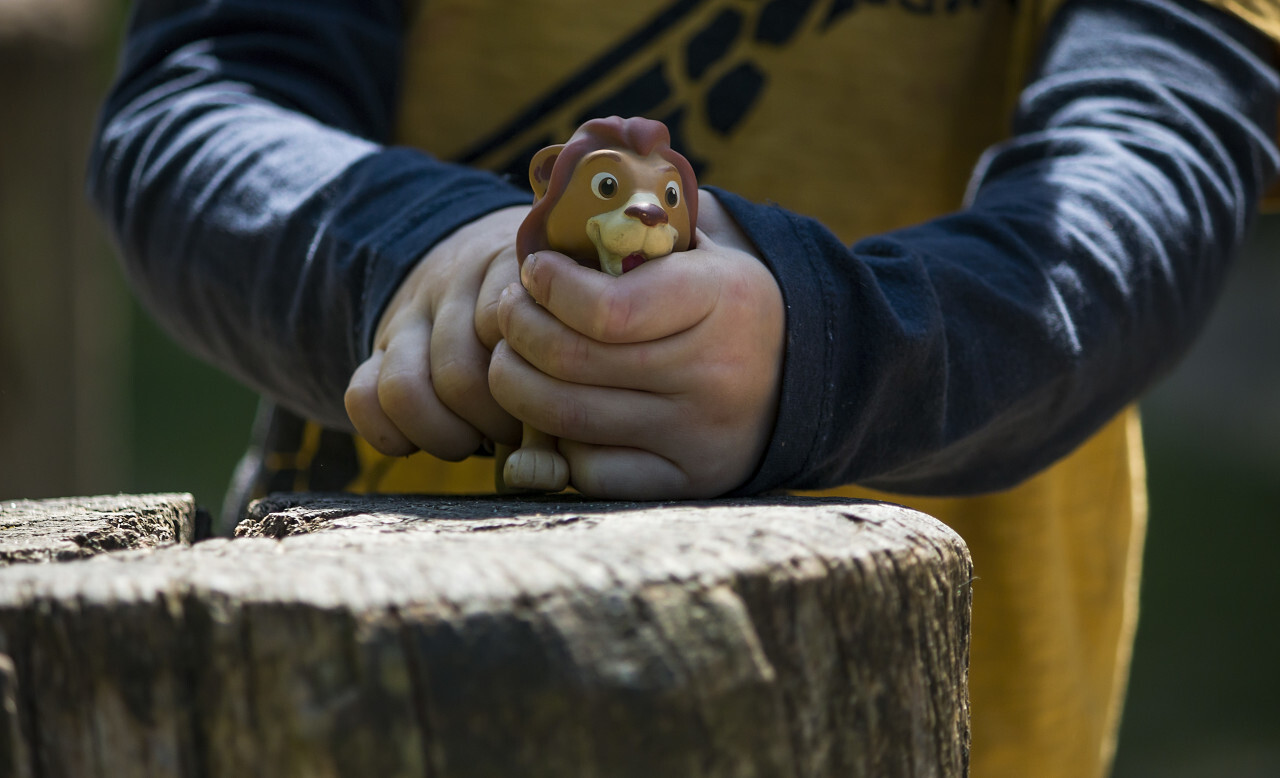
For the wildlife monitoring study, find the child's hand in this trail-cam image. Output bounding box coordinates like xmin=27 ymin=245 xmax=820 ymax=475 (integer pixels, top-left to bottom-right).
xmin=490 ymin=191 xmax=784 ymax=498
xmin=345 ymin=205 xmax=529 ymax=460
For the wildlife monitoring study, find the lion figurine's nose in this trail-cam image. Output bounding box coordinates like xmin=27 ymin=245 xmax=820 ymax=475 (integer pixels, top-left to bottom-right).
xmin=625 ymin=202 xmax=668 ymax=227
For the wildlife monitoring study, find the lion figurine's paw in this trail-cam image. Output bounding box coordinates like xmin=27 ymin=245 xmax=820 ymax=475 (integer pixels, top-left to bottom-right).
xmin=502 ymin=447 xmax=570 ymax=493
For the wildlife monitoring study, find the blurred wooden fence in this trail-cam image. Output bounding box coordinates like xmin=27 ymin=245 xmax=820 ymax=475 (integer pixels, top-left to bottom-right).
xmin=0 ymin=0 xmax=130 ymax=500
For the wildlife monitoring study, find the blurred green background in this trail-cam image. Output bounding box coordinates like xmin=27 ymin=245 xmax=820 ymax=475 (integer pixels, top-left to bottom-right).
xmin=1111 ymin=216 xmax=1280 ymax=777
xmin=0 ymin=2 xmax=1276 ymax=774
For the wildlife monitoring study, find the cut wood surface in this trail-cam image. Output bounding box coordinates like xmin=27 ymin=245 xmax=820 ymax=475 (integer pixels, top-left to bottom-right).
xmin=0 ymin=493 xmax=971 ymax=778
xmin=0 ymin=493 xmax=195 ymax=566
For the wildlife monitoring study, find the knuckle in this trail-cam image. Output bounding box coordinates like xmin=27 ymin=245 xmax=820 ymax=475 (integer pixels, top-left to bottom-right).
xmin=724 ymin=273 xmax=755 ymax=303
xmin=590 ymin=286 xmax=635 ymax=342
xmin=545 ymin=395 xmax=591 ymax=439
xmin=432 ymin=354 xmax=485 ymax=408
xmin=549 ymin=333 xmax=592 ymax=378
xmin=343 ymin=380 xmax=371 ymax=418
xmin=376 ymin=370 xmax=419 ymax=418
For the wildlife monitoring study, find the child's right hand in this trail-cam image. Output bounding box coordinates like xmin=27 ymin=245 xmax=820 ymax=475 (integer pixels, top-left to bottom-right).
xmin=344 ymin=205 xmax=529 ymax=461
xmin=489 ymin=191 xmax=785 ymax=499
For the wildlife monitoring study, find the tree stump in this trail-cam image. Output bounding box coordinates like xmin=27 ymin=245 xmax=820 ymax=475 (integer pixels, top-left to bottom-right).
xmin=0 ymin=493 xmax=196 ymax=566
xmin=0 ymin=493 xmax=971 ymax=777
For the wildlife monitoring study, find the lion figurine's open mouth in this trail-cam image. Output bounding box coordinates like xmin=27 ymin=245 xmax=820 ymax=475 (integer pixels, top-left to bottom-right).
xmin=621 ymin=252 xmax=647 ymax=273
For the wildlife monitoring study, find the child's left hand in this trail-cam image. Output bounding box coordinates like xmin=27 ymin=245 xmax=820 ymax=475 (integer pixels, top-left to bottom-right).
xmin=489 ymin=190 xmax=785 ymax=499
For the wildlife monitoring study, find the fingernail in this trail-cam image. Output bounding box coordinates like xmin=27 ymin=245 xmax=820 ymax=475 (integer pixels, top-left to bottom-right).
xmin=498 ymin=284 xmax=518 ymax=332
xmin=521 ymin=253 xmax=537 ymax=287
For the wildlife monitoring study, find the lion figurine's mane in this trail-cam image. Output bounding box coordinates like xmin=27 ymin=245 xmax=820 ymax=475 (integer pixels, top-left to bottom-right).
xmin=515 ymin=116 xmax=699 ymax=265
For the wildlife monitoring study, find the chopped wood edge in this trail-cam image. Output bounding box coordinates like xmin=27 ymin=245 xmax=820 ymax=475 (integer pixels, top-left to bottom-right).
xmin=0 ymin=493 xmax=196 ymax=566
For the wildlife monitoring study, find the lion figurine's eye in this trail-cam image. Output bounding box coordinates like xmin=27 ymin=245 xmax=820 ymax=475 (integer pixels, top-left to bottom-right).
xmin=591 ymin=172 xmax=619 ymax=200
xmin=665 ymin=181 xmax=681 ymax=208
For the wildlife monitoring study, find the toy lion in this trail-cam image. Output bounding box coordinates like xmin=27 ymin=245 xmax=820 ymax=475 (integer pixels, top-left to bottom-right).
xmin=502 ymin=116 xmax=700 ymax=492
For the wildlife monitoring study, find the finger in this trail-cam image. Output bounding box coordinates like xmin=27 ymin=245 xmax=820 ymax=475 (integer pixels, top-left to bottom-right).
xmin=344 ymin=351 xmax=417 ymax=457
xmin=497 ymin=283 xmax=677 ymax=390
xmin=519 ymin=249 xmax=719 ymax=344
xmin=475 ymin=247 xmax=520 ymax=350
xmin=557 ymin=440 xmax=694 ymax=500
xmin=691 ymin=195 xmax=759 ymax=256
xmin=489 ymin=340 xmax=674 ymax=449
xmin=431 ymin=295 xmax=522 ymax=446
xmin=378 ymin=319 xmax=484 ymax=461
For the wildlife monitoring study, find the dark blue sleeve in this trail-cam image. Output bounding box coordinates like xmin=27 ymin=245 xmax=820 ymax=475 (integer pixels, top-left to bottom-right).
xmin=88 ymin=0 xmax=530 ymax=430
xmin=723 ymin=0 xmax=1280 ymax=496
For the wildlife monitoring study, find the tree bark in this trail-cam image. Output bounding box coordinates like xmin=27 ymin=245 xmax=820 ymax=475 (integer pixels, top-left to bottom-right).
xmin=0 ymin=493 xmax=971 ymax=777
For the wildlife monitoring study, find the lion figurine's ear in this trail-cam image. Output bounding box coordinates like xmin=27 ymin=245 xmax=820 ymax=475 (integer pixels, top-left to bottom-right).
xmin=528 ymin=144 xmax=564 ymax=202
